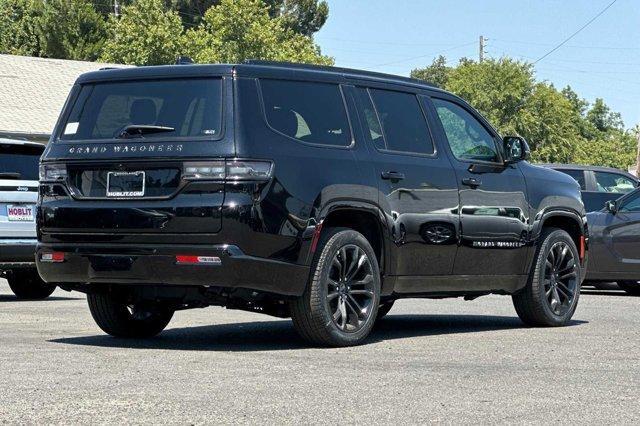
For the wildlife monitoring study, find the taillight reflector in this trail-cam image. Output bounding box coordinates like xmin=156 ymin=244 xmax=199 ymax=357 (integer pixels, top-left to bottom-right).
xmin=41 ymin=252 xmax=65 ymax=263
xmin=175 ymin=255 xmax=221 ymax=265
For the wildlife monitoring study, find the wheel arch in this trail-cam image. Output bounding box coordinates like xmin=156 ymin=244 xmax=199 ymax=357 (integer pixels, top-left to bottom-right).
xmin=535 ymin=209 xmax=588 ymax=266
xmin=310 ymin=202 xmax=389 ymax=275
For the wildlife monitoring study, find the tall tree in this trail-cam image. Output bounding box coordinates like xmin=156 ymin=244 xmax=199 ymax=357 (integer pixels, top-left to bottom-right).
xmin=410 ymin=55 xmax=450 ymax=87
xmin=0 ymin=0 xmax=105 ymax=60
xmin=183 ymin=0 xmax=331 ymax=65
xmin=100 ymin=0 xmax=184 ymax=65
xmin=265 ymin=0 xmax=328 ymax=36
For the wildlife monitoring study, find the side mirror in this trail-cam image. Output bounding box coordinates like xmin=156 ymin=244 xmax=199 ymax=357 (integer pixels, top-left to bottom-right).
xmin=605 ymin=200 xmax=618 ymax=214
xmin=503 ymin=136 xmax=531 ymax=163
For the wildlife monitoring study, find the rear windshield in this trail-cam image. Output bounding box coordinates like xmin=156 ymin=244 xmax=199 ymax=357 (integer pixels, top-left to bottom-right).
xmin=60 ymin=78 xmax=223 ymax=141
xmin=0 ymin=143 xmax=44 ymax=180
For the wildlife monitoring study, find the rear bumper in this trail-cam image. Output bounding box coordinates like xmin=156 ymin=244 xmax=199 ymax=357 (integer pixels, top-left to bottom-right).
xmin=0 ymin=238 xmax=37 ymax=269
xmin=35 ymin=243 xmax=309 ymax=297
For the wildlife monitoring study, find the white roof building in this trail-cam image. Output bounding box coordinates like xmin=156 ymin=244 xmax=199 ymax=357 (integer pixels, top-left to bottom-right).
xmin=0 ymin=54 xmax=126 ymax=142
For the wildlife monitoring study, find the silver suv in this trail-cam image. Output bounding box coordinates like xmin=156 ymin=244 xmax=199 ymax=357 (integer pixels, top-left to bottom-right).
xmin=1 ymin=139 xmax=55 ymax=299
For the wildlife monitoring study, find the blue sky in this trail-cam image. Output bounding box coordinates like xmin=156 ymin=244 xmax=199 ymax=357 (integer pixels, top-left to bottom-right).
xmin=315 ymin=0 xmax=640 ymax=129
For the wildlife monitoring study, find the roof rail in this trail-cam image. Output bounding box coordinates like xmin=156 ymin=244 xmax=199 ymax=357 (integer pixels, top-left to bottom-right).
xmin=242 ymin=60 xmax=438 ymax=88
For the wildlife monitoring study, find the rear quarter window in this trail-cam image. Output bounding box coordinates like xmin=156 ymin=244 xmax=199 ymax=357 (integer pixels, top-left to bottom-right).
xmin=260 ymin=79 xmax=352 ymax=147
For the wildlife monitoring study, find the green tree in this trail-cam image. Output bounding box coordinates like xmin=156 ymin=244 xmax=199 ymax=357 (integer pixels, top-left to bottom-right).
xmin=587 ymin=98 xmax=624 ymax=132
xmin=0 ymin=0 xmax=105 ymax=60
xmin=0 ymin=0 xmax=42 ymax=56
xmin=183 ymin=0 xmax=331 ymax=65
xmin=265 ymin=0 xmax=328 ymax=36
xmin=100 ymin=0 xmax=184 ymax=65
xmin=410 ymin=55 xmax=450 ymax=87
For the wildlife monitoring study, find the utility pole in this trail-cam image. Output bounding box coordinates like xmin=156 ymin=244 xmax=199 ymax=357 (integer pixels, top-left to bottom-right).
xmin=479 ymin=35 xmax=486 ymax=63
xmin=113 ymin=0 xmax=120 ymax=17
xmin=635 ymin=129 xmax=640 ymax=177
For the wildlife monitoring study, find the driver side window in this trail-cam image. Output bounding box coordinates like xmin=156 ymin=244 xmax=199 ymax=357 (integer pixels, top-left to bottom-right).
xmin=432 ymin=98 xmax=499 ymax=162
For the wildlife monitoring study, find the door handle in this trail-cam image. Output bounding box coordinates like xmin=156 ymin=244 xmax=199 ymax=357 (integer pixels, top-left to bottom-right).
xmin=381 ymin=171 xmax=405 ymax=180
xmin=462 ymin=177 xmax=482 ymax=188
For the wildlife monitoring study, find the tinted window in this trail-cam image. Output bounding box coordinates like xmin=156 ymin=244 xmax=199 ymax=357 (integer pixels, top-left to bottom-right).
xmin=0 ymin=143 xmax=43 ymax=180
xmin=354 ymin=88 xmax=385 ymax=151
xmin=620 ymin=191 xmax=640 ymax=212
xmin=432 ymin=98 xmax=499 ymax=162
xmin=557 ymin=169 xmax=586 ymax=190
xmin=369 ymin=89 xmax=434 ymax=154
xmin=60 ymin=78 xmax=223 ymax=140
xmin=261 ymin=79 xmax=351 ymax=146
xmin=594 ymin=171 xmax=636 ymax=194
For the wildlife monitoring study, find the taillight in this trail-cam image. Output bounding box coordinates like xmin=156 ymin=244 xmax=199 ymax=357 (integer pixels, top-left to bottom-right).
xmin=41 ymin=252 xmax=65 ymax=263
xmin=183 ymin=160 xmax=272 ymax=181
xmin=39 ymin=164 xmax=67 ymax=182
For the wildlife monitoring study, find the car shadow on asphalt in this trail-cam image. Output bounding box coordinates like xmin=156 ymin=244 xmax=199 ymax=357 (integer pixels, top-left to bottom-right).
xmin=48 ymin=314 xmax=588 ymax=352
xmin=581 ymin=290 xmax=635 ymax=297
xmin=0 ymin=295 xmax=81 ymax=302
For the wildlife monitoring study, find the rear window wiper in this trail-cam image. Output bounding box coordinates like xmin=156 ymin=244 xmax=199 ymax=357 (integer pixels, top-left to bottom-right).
xmin=0 ymin=172 xmax=21 ymax=179
xmin=116 ymin=124 xmax=175 ymax=139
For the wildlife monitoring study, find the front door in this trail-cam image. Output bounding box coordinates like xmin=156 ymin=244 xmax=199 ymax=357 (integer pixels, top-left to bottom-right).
xmin=352 ymin=86 xmax=460 ymax=277
xmin=429 ymin=96 xmax=530 ymax=277
xmin=597 ymin=190 xmax=640 ymax=276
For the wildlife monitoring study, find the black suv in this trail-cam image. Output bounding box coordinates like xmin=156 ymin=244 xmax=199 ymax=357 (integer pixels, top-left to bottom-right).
xmin=37 ymin=62 xmax=588 ymax=346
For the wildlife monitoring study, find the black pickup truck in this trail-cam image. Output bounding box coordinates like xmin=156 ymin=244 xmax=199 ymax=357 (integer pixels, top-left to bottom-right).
xmin=37 ymin=61 xmax=588 ymax=346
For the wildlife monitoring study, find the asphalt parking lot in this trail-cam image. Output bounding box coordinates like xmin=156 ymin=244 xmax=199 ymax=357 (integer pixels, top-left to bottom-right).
xmin=0 ymin=278 xmax=638 ymax=424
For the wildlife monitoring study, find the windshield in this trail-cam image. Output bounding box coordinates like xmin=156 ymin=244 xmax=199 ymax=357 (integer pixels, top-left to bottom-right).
xmin=60 ymin=78 xmax=223 ymax=141
xmin=0 ymin=143 xmax=43 ymax=180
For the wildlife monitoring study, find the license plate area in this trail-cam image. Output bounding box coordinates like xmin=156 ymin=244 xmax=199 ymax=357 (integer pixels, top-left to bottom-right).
xmin=6 ymin=204 xmax=35 ymax=221
xmin=106 ymin=171 xmax=145 ymax=198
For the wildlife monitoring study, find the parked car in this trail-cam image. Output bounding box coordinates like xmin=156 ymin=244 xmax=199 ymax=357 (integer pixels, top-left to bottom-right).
xmin=1 ymin=138 xmax=56 ymax=299
xmin=37 ymin=61 xmax=588 ymax=346
xmin=540 ymin=164 xmax=639 ymax=212
xmin=586 ymin=187 xmax=640 ymax=295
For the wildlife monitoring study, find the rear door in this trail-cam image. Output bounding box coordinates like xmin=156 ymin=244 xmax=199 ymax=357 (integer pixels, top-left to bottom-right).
xmin=39 ymin=75 xmax=233 ymax=242
xmin=352 ymin=86 xmax=459 ymax=278
xmin=0 ymin=142 xmax=42 ymax=237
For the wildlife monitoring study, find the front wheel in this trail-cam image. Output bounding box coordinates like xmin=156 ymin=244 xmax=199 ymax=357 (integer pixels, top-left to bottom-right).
xmin=87 ymin=292 xmax=174 ymax=338
xmin=617 ymin=281 xmax=640 ymax=296
xmin=7 ymin=269 xmax=57 ymax=300
xmin=513 ymin=228 xmax=582 ymax=327
xmin=290 ymin=228 xmax=381 ymax=347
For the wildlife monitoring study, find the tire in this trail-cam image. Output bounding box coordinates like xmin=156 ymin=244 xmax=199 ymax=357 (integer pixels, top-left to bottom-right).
xmin=617 ymin=281 xmax=640 ymax=296
xmin=290 ymin=227 xmax=381 ymax=347
xmin=513 ymin=228 xmax=582 ymax=327
xmin=87 ymin=292 xmax=174 ymax=338
xmin=7 ymin=269 xmax=57 ymax=300
xmin=376 ymin=300 xmax=395 ymax=320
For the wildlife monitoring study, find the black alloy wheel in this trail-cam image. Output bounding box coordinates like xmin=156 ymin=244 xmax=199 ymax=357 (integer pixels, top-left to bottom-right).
xmin=543 ymin=241 xmax=578 ymax=316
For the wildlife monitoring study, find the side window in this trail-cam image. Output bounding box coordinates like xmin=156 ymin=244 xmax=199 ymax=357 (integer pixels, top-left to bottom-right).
xmin=594 ymin=171 xmax=637 ymax=194
xmin=432 ymin=98 xmax=499 ymax=162
xmin=260 ymin=79 xmax=352 ymax=147
xmin=368 ymin=89 xmax=434 ymax=155
xmin=619 ymin=191 xmax=640 ymax=212
xmin=557 ymin=169 xmax=586 ymax=190
xmin=354 ymin=88 xmax=385 ymax=151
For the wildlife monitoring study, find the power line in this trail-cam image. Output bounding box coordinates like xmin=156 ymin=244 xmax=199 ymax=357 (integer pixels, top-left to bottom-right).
xmin=368 ymin=41 xmax=476 ymax=69
xmin=492 ymin=38 xmax=639 ymax=51
xmin=533 ymin=0 xmax=618 ymax=64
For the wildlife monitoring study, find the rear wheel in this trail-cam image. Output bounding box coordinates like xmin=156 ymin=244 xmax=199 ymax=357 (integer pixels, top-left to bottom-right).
xmin=7 ymin=269 xmax=56 ymax=300
xmin=290 ymin=228 xmax=381 ymax=347
xmin=513 ymin=228 xmax=581 ymax=327
xmin=87 ymin=292 xmax=174 ymax=338
xmin=617 ymin=281 xmax=640 ymax=296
